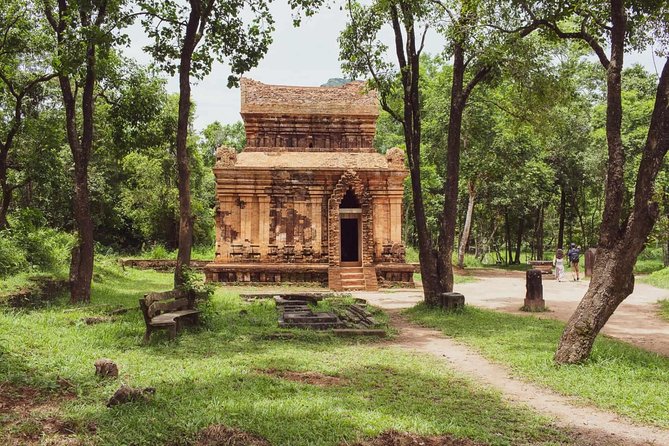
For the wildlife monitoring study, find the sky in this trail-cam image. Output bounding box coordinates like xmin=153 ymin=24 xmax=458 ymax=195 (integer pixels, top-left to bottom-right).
xmin=123 ymin=2 xmax=662 ymax=131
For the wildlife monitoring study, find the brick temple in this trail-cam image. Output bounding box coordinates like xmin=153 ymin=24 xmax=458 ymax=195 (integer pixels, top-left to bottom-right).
xmin=204 ymin=78 xmax=414 ymax=290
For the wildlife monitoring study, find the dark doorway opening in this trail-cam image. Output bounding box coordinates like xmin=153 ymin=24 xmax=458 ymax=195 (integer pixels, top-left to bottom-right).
xmin=340 ymin=188 xmax=360 ymax=208
xmin=340 ymin=218 xmax=359 ymax=262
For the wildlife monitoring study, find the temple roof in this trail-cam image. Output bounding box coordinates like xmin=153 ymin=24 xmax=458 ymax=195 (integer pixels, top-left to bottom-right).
xmin=234 ymin=151 xmax=392 ymax=170
xmin=240 ymin=78 xmax=379 ymax=117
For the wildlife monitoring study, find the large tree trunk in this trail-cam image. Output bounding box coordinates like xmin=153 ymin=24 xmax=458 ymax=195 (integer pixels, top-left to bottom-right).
xmin=457 ymin=180 xmax=476 ymax=268
xmin=61 ymin=39 xmax=97 ymax=303
xmin=554 ymin=0 xmax=669 ymax=363
xmin=174 ymin=4 xmax=201 ymax=287
xmin=437 ymin=41 xmax=466 ymax=293
xmin=554 ymin=246 xmax=635 ymax=363
xmin=386 ymin=4 xmax=442 ymax=305
xmin=60 ymin=69 xmax=95 ymax=303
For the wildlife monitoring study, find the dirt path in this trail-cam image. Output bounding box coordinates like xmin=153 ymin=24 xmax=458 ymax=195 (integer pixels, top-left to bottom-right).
xmin=386 ymin=313 xmax=669 ymax=446
xmin=359 ymin=277 xmax=669 ymax=357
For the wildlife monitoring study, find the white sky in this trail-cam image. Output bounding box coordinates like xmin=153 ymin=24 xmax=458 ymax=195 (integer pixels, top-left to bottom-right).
xmin=122 ymin=1 xmax=661 ymax=131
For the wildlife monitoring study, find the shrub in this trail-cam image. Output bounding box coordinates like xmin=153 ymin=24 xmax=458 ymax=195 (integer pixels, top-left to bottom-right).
xmin=178 ymin=267 xmax=216 ymax=327
xmin=0 ymin=235 xmax=28 ymax=277
xmin=15 ymin=228 xmax=74 ymax=271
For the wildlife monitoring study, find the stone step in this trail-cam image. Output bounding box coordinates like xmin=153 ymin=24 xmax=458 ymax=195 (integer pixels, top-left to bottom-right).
xmin=340 ymin=273 xmax=364 ymax=279
xmin=341 ymin=280 xmax=365 ymax=286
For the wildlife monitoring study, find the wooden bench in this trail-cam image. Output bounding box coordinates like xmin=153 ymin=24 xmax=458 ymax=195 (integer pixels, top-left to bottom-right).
xmin=139 ymin=289 xmax=200 ymax=342
xmin=528 ymin=260 xmax=553 ymax=275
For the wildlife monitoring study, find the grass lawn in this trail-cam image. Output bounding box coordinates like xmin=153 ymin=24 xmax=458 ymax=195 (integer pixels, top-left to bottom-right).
xmin=406 ymin=304 xmax=669 ymax=429
xmin=0 ymin=266 xmax=573 ymax=446
xmin=642 ymin=267 xmax=669 ymax=290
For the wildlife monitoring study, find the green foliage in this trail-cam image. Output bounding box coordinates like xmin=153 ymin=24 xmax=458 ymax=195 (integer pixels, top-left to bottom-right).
xmin=0 ymin=211 xmax=73 ymax=277
xmin=407 ymin=304 xmax=669 ymax=428
xmin=139 ymin=0 xmax=277 ymax=86
xmin=0 ymin=269 xmax=569 ymax=445
xmin=0 ymin=236 xmax=27 ymax=277
xmin=201 ymin=121 xmax=246 ymax=162
xmin=643 ymin=268 xmax=669 ymax=290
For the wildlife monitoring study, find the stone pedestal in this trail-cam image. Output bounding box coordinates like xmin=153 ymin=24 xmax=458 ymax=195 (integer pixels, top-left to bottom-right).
xmin=438 ymin=292 xmax=465 ymax=310
xmin=523 ymin=269 xmax=545 ymax=311
xmin=585 ymin=248 xmax=597 ymax=277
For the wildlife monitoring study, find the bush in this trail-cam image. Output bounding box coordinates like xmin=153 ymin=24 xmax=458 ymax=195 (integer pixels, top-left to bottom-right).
xmin=0 ymin=235 xmax=28 ymax=277
xmin=178 ymin=267 xmax=216 ymax=327
xmin=14 ymin=228 xmax=74 ymax=271
xmin=142 ymin=244 xmax=173 ymax=259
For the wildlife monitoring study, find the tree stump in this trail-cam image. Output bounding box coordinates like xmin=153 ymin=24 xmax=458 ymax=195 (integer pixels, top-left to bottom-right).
xmin=585 ymin=248 xmax=597 ymax=277
xmin=438 ymin=292 xmax=465 ymax=310
xmin=523 ymin=269 xmax=545 ymax=311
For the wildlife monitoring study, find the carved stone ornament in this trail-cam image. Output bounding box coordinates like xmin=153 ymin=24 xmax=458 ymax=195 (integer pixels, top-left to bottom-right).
xmin=386 ymin=147 xmax=405 ymax=169
xmin=215 ymin=146 xmax=237 ymax=167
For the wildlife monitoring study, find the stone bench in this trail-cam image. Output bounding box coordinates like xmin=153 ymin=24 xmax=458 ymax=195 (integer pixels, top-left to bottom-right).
xmin=139 ymin=289 xmax=200 ymax=342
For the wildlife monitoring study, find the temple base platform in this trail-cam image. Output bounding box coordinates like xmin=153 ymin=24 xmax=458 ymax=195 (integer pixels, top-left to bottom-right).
xmin=204 ymin=262 xmax=415 ymax=290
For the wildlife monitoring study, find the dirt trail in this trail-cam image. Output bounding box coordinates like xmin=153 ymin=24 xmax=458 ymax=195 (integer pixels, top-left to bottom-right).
xmin=360 ymin=277 xmax=669 ymax=357
xmin=386 ymin=313 xmax=669 ymax=446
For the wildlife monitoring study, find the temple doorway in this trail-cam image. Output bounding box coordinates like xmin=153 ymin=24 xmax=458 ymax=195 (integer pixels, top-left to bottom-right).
xmin=340 ymin=188 xmax=362 ymax=266
xmin=340 ymin=216 xmax=360 ymax=264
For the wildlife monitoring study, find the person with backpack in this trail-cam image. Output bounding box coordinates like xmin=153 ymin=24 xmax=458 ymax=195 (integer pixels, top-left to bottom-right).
xmin=567 ymin=243 xmax=581 ymax=281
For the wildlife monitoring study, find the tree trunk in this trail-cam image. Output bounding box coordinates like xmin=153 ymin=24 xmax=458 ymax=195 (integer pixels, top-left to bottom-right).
xmin=554 ymin=0 xmax=669 ymax=363
xmin=0 ymin=182 xmax=10 ymax=229
xmin=504 ymin=211 xmax=511 ymax=264
xmin=514 ymin=217 xmax=524 ymax=264
xmin=437 ymin=41 xmax=466 ymax=292
xmin=174 ymin=4 xmax=201 ymax=287
xmin=457 ymin=180 xmax=476 ymax=269
xmin=385 ymin=4 xmax=442 ymax=305
xmin=60 ymin=70 xmax=95 ymax=303
xmin=554 ymin=246 xmax=635 ymax=363
xmin=536 ymin=206 xmax=545 ymax=259
xmin=558 ymin=185 xmax=566 ymax=249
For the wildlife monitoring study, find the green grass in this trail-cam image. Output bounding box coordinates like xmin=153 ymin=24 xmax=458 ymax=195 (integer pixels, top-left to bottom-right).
xmin=658 ymin=300 xmax=669 ymax=322
xmin=406 ymin=304 xmax=669 ymax=428
xmin=634 ymin=259 xmax=666 ymax=275
xmin=0 ymin=266 xmax=576 ymax=445
xmin=136 ymin=244 xmax=215 ymax=260
xmin=642 ymin=267 xmax=669 ymax=289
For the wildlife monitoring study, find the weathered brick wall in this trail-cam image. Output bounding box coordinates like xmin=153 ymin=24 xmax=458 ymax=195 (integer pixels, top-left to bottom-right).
xmin=327 ymin=170 xmax=374 ymax=267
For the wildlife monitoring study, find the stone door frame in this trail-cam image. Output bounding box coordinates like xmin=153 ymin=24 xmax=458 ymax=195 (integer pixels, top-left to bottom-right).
xmin=327 ymin=170 xmax=373 ymax=267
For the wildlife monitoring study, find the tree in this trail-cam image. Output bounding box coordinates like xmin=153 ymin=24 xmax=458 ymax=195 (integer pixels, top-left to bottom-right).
xmin=140 ymin=0 xmax=321 ymax=286
xmin=201 ymin=120 xmax=246 ymax=165
xmin=341 ymin=0 xmax=540 ymax=304
xmin=43 ymin=0 xmax=131 ymax=303
xmin=511 ymin=0 xmax=669 ymax=363
xmin=0 ymin=2 xmax=55 ymax=229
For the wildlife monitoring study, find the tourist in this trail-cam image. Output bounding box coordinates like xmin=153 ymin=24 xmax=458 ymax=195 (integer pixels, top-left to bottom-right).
xmin=553 ymin=248 xmax=566 ymax=282
xmin=567 ymin=243 xmax=581 ymax=281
